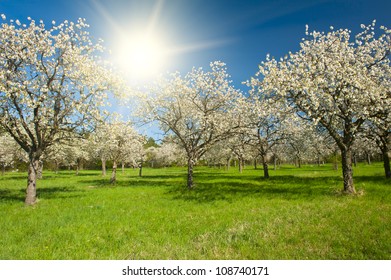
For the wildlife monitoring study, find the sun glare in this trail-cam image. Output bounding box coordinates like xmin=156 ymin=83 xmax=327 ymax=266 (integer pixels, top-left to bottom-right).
xmin=114 ymin=32 xmax=166 ymax=81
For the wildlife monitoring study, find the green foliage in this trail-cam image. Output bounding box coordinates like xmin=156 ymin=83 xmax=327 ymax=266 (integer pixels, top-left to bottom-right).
xmin=0 ymin=163 xmax=390 ymax=259
xmin=144 ymin=137 xmax=159 ymax=148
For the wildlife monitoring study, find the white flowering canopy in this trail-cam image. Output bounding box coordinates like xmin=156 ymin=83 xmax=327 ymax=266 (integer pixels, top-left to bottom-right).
xmin=254 ymin=21 xmax=390 ymax=150
xmin=135 ymin=61 xmax=244 ymax=188
xmin=0 ymin=15 xmax=125 ymax=204
xmin=0 ymin=15 xmax=120 ymax=158
xmin=250 ymin=21 xmax=391 ymax=192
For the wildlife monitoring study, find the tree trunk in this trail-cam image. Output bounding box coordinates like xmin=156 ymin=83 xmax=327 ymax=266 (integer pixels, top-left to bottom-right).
xmin=238 ymin=158 xmax=243 ymax=173
xmin=138 ymin=158 xmax=143 ymax=177
xmin=110 ymin=160 xmax=117 ymax=184
xmin=37 ymin=160 xmax=43 ymax=179
xmin=25 ymin=158 xmax=39 ymax=205
xmin=261 ymin=155 xmax=269 ymax=178
xmin=341 ymin=148 xmax=355 ymax=194
xmin=187 ymin=158 xmax=194 ymax=189
xmin=352 ymin=153 xmax=357 ymax=167
xmin=1 ymin=164 xmax=5 ymax=176
xmin=381 ymin=147 xmax=391 ymax=179
xmin=101 ymin=158 xmax=106 ymax=176
xmin=366 ymin=152 xmax=371 ymax=165
xmin=274 ymin=156 xmax=277 ymax=171
xmin=226 ymin=157 xmax=231 ymax=170
xmin=254 ymin=158 xmax=257 ymax=170
xmin=76 ymin=158 xmax=82 ymax=175
xmin=122 ymin=162 xmax=125 ymax=174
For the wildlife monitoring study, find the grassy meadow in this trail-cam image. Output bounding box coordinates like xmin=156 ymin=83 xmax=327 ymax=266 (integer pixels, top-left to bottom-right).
xmin=0 ymin=163 xmax=390 ymax=260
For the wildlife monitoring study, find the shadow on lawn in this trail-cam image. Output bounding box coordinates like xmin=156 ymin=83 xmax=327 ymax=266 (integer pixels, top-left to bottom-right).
xmin=166 ymin=172 xmax=391 ymax=203
xmin=80 ymin=173 xmax=186 ymax=189
xmin=78 ymin=169 xmax=390 ymax=203
xmin=0 ymin=186 xmax=85 ymax=203
xmin=0 ymin=189 xmax=25 ymax=203
xmin=166 ymin=175 xmax=339 ymax=203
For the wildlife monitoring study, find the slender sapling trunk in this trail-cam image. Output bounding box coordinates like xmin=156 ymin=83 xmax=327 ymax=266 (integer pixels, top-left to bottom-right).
xmin=110 ymin=160 xmax=117 ymax=184
xmin=187 ymin=158 xmax=195 ymax=189
xmin=101 ymin=158 xmax=106 ymax=176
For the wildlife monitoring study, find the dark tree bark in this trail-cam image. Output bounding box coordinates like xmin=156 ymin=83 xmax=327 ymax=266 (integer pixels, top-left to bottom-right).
xmin=381 ymin=147 xmax=391 ymax=179
xmin=260 ymin=155 xmax=269 ymax=178
xmin=25 ymin=158 xmax=40 ymax=205
xmin=138 ymin=162 xmax=143 ymax=177
xmin=297 ymin=157 xmax=302 ymax=168
xmin=341 ymin=148 xmax=355 ymax=193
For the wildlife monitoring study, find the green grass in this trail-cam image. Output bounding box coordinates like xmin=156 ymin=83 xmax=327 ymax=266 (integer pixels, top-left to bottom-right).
xmin=0 ymin=163 xmax=390 ymax=259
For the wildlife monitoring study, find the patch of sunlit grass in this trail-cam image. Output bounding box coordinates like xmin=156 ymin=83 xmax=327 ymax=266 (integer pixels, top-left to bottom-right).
xmin=0 ymin=163 xmax=390 ymax=259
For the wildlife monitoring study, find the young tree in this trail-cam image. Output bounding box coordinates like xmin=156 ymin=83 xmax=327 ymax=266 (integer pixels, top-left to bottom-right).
xmin=252 ymin=22 xmax=391 ymax=193
xmin=239 ymin=89 xmax=294 ymax=178
xmin=0 ymin=16 xmax=119 ymax=204
xmin=155 ymin=141 xmax=186 ymax=167
xmin=227 ymin=133 xmax=252 ymax=173
xmin=93 ymin=120 xmax=143 ymax=184
xmin=203 ymin=141 xmax=232 ymax=169
xmin=139 ymin=61 xmax=243 ymax=189
xmin=46 ymin=136 xmax=91 ymax=174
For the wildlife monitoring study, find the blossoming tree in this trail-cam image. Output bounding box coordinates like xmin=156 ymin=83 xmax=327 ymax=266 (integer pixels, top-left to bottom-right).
xmin=252 ymin=21 xmax=391 ymax=193
xmin=0 ymin=16 xmax=119 ymax=204
xmin=139 ymin=61 xmax=244 ymax=189
xmin=241 ymin=92 xmax=296 ymax=178
xmin=92 ymin=120 xmax=144 ymax=184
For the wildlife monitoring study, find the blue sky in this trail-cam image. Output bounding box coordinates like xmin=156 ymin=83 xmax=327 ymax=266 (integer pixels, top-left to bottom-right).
xmin=2 ymin=0 xmax=391 ymax=90
xmin=1 ymin=0 xmax=391 ymax=138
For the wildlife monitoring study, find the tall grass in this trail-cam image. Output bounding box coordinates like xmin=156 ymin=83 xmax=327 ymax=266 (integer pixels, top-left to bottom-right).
xmin=0 ymin=163 xmax=390 ymax=259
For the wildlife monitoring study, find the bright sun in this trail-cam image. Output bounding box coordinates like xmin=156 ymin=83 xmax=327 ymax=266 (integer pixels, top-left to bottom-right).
xmin=114 ymin=32 xmax=166 ymax=81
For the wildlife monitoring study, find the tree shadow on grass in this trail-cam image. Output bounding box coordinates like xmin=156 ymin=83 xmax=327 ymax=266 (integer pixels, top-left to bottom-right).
xmin=37 ymin=186 xmax=86 ymax=200
xmin=166 ymin=172 xmax=391 ymax=203
xmin=78 ymin=169 xmax=390 ymax=204
xmin=0 ymin=189 xmax=25 ymax=203
xmin=0 ymin=186 xmax=85 ymax=203
xmin=166 ymin=175 xmax=340 ymax=203
xmin=80 ymin=175 xmax=184 ymax=189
